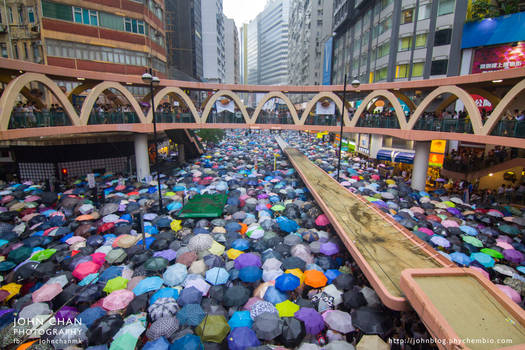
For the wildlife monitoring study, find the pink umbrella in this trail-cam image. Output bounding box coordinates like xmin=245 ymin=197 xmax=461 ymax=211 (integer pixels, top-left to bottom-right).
xmin=418 ymin=227 xmax=434 ymax=236
xmin=469 ymin=266 xmax=490 ymax=279
xmin=496 ymin=285 xmax=522 ymax=304
xmin=66 ymin=236 xmax=86 ymax=245
xmin=497 ymin=236 xmax=513 ymax=244
xmin=102 ymin=289 xmax=135 ymax=310
xmin=90 ymin=252 xmax=106 ymax=265
xmin=1 ymin=195 xmax=14 ymax=204
xmin=496 ymin=241 xmax=514 ymax=250
xmin=442 ymin=220 xmax=459 ymax=228
xmin=22 ymin=213 xmax=40 ymax=222
xmin=24 ymin=195 xmax=40 ymax=202
xmin=32 ymin=283 xmax=63 ymax=302
xmin=315 ymin=214 xmax=330 ymax=226
xmin=409 ymin=207 xmax=425 ymax=215
xmin=115 ymin=185 xmax=126 ymax=191
xmin=73 ymin=261 xmax=101 ymax=280
xmin=371 ymin=174 xmax=380 ymax=181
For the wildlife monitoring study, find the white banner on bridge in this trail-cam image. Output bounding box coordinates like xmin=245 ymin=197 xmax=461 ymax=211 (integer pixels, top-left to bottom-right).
xmin=315 ymin=101 xmax=335 ymax=115
xmin=215 ymin=99 xmax=235 ymax=113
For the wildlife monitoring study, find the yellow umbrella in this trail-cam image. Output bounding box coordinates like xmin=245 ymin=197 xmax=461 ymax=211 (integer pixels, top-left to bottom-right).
xmin=209 ymin=241 xmax=225 ymax=256
xmin=226 ymin=249 xmax=244 ymax=260
xmin=385 ymin=179 xmax=395 ymax=185
xmin=275 ymin=300 xmax=300 ymax=317
xmin=0 ymin=282 xmax=22 ymax=301
xmin=284 ymin=269 xmax=304 ymax=286
xmin=356 ymin=335 xmax=389 ymax=350
xmin=165 ymin=191 xmax=176 ymax=197
xmin=170 ymin=220 xmax=182 ymax=232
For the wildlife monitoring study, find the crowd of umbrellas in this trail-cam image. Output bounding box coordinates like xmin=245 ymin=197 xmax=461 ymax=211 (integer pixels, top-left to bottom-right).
xmin=0 ymin=130 xmax=412 ymax=349
xmin=0 ymin=129 xmax=523 ymax=350
xmin=284 ymin=132 xmax=525 ymax=306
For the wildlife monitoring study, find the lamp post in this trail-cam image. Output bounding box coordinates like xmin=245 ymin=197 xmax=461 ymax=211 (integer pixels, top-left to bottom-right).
xmin=142 ymin=68 xmax=163 ymax=214
xmin=336 ymin=73 xmax=360 ymax=182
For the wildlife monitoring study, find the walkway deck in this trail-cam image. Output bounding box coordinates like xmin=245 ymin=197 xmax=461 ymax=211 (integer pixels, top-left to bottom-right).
xmin=275 ymin=136 xmax=451 ymax=310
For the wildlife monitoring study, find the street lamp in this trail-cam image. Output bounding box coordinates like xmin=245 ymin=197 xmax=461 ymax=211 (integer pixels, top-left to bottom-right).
xmin=336 ymin=74 xmax=360 ymax=182
xmin=142 ymin=68 xmax=163 ymax=213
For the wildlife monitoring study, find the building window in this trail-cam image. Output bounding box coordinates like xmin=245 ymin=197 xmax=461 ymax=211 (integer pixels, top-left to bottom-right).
xmin=431 ymin=59 xmax=448 ymax=75
xmin=438 ymin=0 xmax=455 ymax=16
xmin=124 ymin=17 xmax=145 ymax=34
xmin=412 ymin=62 xmax=424 ymax=77
xmin=434 ymin=28 xmax=451 ymax=46
xmin=27 ymin=7 xmax=35 ymax=23
xmin=418 ymin=3 xmax=432 ymax=20
xmin=415 ymin=33 xmax=427 ymax=48
xmin=379 ymin=17 xmax=392 ymax=35
xmin=381 ymin=0 xmax=393 ymax=10
xmin=73 ymin=7 xmax=98 ymax=25
xmin=8 ymin=7 xmax=13 ymax=23
xmin=401 ymin=8 xmax=414 ymax=24
xmin=32 ymin=43 xmax=40 ymax=61
xmin=18 ymin=6 xmax=24 ymax=24
xmin=0 ymin=44 xmax=7 ymax=58
xmin=399 ymin=37 xmax=412 ymax=51
xmin=374 ymin=67 xmax=387 ymax=82
xmin=377 ymin=42 xmax=390 ymax=58
xmin=13 ymin=43 xmax=19 ymax=59
xmin=24 ymin=42 xmax=28 ymax=58
xmin=396 ymin=64 xmax=409 ymax=78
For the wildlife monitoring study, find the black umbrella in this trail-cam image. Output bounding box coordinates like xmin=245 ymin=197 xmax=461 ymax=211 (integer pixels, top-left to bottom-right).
xmin=125 ymin=293 xmax=149 ymax=316
xmin=351 ymin=307 xmax=393 ymax=336
xmin=278 ymin=317 xmax=305 ymax=348
xmin=14 ymin=261 xmax=40 ymax=281
xmin=223 ymin=285 xmax=250 ymax=307
xmin=76 ymin=284 xmax=102 ymax=303
xmin=87 ymin=314 xmax=124 ymax=346
xmin=208 ymin=285 xmax=226 ymax=303
xmin=253 ymin=312 xmax=283 ymax=341
xmin=130 ymin=250 xmax=152 ymax=267
xmin=343 ymin=290 xmax=367 ymax=310
xmin=334 ymin=273 xmax=355 ymax=291
xmin=53 ymin=283 xmax=81 ymax=309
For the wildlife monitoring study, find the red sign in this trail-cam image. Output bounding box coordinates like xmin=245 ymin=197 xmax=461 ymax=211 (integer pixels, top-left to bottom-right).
xmin=471 ymin=94 xmax=492 ymax=112
xmin=472 ymin=43 xmax=525 ymax=74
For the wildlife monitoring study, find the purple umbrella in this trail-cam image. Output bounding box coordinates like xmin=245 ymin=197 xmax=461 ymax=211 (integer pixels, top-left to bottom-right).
xmin=372 ymin=201 xmax=387 ymax=208
xmin=56 ymin=306 xmax=78 ymax=322
xmin=234 ymin=253 xmax=262 ymax=270
xmin=228 ymin=327 xmax=260 ymax=350
xmin=294 ymin=307 xmax=324 ymax=335
xmin=153 ymin=249 xmax=177 ymax=261
xmin=447 ymin=207 xmax=462 ymax=217
xmin=320 ymin=242 xmax=339 ymax=256
xmin=503 ymin=249 xmax=524 ymax=264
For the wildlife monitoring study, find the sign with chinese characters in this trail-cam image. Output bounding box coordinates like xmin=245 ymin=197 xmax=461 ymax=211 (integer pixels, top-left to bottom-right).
xmin=471 ymin=94 xmax=493 ymax=112
xmin=430 ymin=140 xmax=447 ymax=154
xmin=472 ymin=42 xmax=525 ymax=74
xmin=428 ymin=153 xmax=445 ymax=168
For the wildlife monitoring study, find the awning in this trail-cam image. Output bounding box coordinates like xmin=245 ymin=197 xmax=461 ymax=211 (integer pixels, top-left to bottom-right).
xmin=376 ymin=149 xmax=415 ymax=164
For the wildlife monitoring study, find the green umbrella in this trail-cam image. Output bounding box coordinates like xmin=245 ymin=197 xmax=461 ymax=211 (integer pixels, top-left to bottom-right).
xmin=195 ymin=315 xmax=230 ymax=343
xmin=30 ymin=249 xmax=56 ymax=262
xmin=8 ymin=246 xmax=33 ymax=264
xmin=110 ymin=333 xmax=138 ymax=350
xmin=462 ymin=235 xmax=483 ymax=248
xmin=103 ymin=276 xmax=129 ymax=294
xmin=271 ymin=204 xmax=285 ymax=212
xmin=372 ymin=193 xmax=382 ymax=199
xmin=106 ymin=248 xmax=127 ymax=264
xmin=144 ymin=257 xmax=169 ymax=272
xmin=499 ymin=224 xmax=520 ymax=236
xmin=443 ymin=201 xmax=455 ymax=208
xmin=505 ymin=206 xmax=522 ymax=216
xmin=366 ymin=196 xmax=378 ymax=202
xmin=480 ymin=248 xmax=504 ymax=259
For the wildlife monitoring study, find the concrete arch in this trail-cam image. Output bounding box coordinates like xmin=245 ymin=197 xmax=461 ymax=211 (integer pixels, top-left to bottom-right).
xmin=300 ymin=92 xmax=348 ymax=126
xmin=146 ymin=87 xmax=200 ymax=123
xmin=251 ymin=92 xmax=299 ymax=124
xmin=392 ymin=91 xmax=416 ymax=112
xmin=79 ymin=81 xmax=146 ymax=125
xmin=201 ymin=90 xmax=250 ymax=124
xmin=481 ymin=78 xmax=525 ymax=135
xmin=350 ymin=90 xmax=407 ymax=129
xmin=406 ymin=85 xmax=482 ymax=133
xmin=0 ymin=72 xmax=80 ymax=130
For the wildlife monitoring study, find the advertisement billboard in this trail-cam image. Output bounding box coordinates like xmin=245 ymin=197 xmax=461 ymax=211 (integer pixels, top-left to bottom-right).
xmin=430 ymin=140 xmax=447 ymax=154
xmin=322 ymin=37 xmax=333 ymax=85
xmin=472 ymin=42 xmax=525 ymax=74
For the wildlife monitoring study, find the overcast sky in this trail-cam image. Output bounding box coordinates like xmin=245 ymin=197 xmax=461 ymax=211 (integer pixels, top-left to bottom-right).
xmin=223 ymin=0 xmax=268 ymax=27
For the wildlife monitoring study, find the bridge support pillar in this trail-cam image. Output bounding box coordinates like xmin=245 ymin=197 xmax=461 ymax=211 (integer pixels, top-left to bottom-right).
xmin=411 ymin=141 xmax=431 ymax=191
xmin=178 ymin=144 xmax=185 ymax=164
xmin=134 ymin=134 xmax=150 ymax=182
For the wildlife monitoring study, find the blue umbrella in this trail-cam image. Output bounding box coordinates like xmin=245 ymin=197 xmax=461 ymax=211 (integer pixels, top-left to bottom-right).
xmin=98 ymin=266 xmax=123 ymax=283
xmin=143 ymin=337 xmax=170 ymax=350
xmin=275 ymin=273 xmax=300 ymax=292
xmin=239 ymin=266 xmax=262 ymax=283
xmin=205 ymin=267 xmax=230 ymax=285
xmin=325 ymin=269 xmax=341 ymax=284
xmin=517 ymin=266 xmax=525 ymax=274
xmin=133 ymin=276 xmax=164 ymax=296
xmin=232 ymin=239 xmax=250 ymax=251
xmin=460 ymin=225 xmax=478 ymax=236
xmin=169 ymin=334 xmax=203 ymax=350
xmin=177 ymin=304 xmax=206 ymax=326
xmin=0 ymin=309 xmax=15 ymax=330
xmin=163 ymin=263 xmax=187 ymax=287
xmin=263 ymin=286 xmax=288 ymax=304
xmin=471 ymin=252 xmax=495 ymax=268
xmin=449 ymin=252 xmax=471 ymax=266
xmin=277 ymin=218 xmax=298 ymax=233
xmin=177 ymin=287 xmax=203 ymax=307
xmin=430 ymin=235 xmax=450 ymax=248
xmin=228 ymin=311 xmax=253 ymax=329
xmin=227 ymin=327 xmax=260 ymax=350
xmin=79 ymin=273 xmax=99 ymax=286
xmin=75 ymin=307 xmax=106 ymax=328
xmin=150 ymin=288 xmax=179 ymax=305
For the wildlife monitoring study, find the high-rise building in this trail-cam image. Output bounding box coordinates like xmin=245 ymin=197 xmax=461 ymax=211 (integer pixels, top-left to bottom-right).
xmin=38 ymin=0 xmax=167 ymax=78
xmin=165 ymin=0 xmax=202 ymax=81
xmin=201 ymin=0 xmax=225 ymax=83
xmin=223 ymin=16 xmax=239 ymax=84
xmin=239 ymin=23 xmax=248 ymax=84
xmin=245 ymin=19 xmax=258 ymax=85
xmin=289 ymin=0 xmax=333 ymax=86
xmin=331 ymin=0 xmax=467 ymax=84
xmin=0 ymin=0 xmax=43 ymax=64
xmin=257 ymin=0 xmax=290 ymax=85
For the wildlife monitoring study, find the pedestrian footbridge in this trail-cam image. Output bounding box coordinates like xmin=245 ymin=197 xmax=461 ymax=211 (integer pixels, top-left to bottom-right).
xmin=0 ymin=58 xmax=524 ymax=149
xmin=275 ymin=136 xmax=525 ymax=350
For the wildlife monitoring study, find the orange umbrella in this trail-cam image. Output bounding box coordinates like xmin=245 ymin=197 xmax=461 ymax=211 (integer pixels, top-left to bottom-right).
xmin=239 ymin=223 xmax=248 ymax=235
xmin=304 ymin=270 xmax=328 ymax=288
xmin=17 ymin=340 xmax=38 ymax=350
xmin=75 ymin=214 xmax=95 ymax=221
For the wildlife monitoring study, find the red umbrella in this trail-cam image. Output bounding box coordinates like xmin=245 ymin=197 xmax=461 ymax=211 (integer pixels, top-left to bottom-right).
xmin=315 ymin=214 xmax=330 ymax=227
xmin=73 ymin=261 xmax=101 ymax=280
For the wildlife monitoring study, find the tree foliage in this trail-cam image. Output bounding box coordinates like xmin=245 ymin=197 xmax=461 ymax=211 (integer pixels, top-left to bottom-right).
xmin=470 ymin=0 xmax=520 ymax=21
xmin=195 ymin=129 xmax=225 ymax=143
